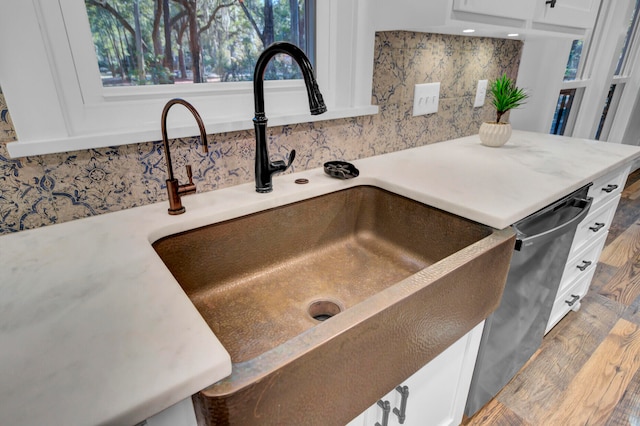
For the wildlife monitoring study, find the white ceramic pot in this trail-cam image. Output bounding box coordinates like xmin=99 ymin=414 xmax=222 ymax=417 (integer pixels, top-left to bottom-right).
xmin=479 ymin=122 xmax=512 ymax=147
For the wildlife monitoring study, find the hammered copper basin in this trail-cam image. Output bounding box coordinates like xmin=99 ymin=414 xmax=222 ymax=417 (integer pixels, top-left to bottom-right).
xmin=152 ymin=185 xmax=515 ymax=425
xmin=154 ymin=186 xmax=486 ymax=361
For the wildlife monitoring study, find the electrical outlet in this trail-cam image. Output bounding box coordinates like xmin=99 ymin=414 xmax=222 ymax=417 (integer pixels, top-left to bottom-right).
xmin=474 ymin=80 xmax=488 ymax=108
xmin=413 ymin=83 xmax=440 ymax=116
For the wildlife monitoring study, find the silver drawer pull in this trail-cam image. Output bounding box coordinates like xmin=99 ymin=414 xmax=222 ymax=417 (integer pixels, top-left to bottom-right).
xmin=393 ymin=386 xmax=409 ymax=424
xmin=601 ymin=184 xmax=619 ymax=193
xmin=565 ymin=294 xmax=580 ymax=306
xmin=589 ymin=222 xmax=605 ymax=232
xmin=576 ymin=260 xmax=593 ymax=271
xmin=376 ymin=400 xmax=391 ymax=426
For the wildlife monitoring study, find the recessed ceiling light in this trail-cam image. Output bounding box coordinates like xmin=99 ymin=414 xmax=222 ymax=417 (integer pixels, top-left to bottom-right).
xmin=463 ymin=29 xmax=476 ymax=33
xmin=508 ymin=33 xmax=520 ymax=37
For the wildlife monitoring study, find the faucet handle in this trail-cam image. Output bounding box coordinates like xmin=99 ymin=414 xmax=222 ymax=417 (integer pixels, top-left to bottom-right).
xmin=271 ymin=149 xmax=296 ymax=172
xmin=185 ymin=165 xmax=194 ymax=186
xmin=178 ymin=164 xmax=197 ymax=196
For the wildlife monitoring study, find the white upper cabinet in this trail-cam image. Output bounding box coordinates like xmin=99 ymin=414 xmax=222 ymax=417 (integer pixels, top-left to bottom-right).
xmin=452 ymin=0 xmax=536 ymax=22
xmin=448 ymin=0 xmax=602 ymax=35
xmin=532 ymin=0 xmax=602 ymax=31
xmin=372 ymin=1 xmax=601 ymax=37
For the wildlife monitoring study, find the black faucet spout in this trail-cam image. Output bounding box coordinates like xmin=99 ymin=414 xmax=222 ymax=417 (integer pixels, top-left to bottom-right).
xmin=253 ymin=42 xmax=327 ymax=193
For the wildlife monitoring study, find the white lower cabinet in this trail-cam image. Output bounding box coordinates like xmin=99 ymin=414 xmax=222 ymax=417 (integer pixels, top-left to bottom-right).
xmin=545 ymin=263 xmax=597 ymax=334
xmin=545 ymin=164 xmax=630 ymax=334
xmin=139 ymin=398 xmax=198 ymax=426
xmin=348 ymin=322 xmax=484 ymax=426
xmin=143 ymin=323 xmax=485 ymax=426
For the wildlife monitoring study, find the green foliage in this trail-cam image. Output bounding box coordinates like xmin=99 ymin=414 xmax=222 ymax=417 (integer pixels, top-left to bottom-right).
xmin=85 ymin=0 xmax=307 ymax=86
xmin=489 ymin=73 xmax=529 ymax=123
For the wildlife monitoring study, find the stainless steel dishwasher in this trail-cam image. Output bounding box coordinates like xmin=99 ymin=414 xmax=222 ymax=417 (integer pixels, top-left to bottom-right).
xmin=465 ymin=184 xmax=592 ymax=416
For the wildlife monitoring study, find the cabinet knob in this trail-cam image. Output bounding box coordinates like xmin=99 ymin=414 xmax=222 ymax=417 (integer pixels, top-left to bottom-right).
xmin=589 ymin=222 xmax=605 ymax=232
xmin=376 ymin=400 xmax=391 ymax=426
xmin=393 ymin=386 xmax=410 ymax=424
xmin=576 ymin=260 xmax=593 ymax=271
xmin=601 ymin=184 xmax=619 ymax=193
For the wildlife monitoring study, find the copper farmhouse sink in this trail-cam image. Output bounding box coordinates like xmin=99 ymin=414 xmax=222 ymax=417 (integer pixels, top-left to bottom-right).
xmin=152 ymin=186 xmax=515 ymax=425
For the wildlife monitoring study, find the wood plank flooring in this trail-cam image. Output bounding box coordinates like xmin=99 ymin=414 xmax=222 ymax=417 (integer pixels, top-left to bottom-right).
xmin=465 ymin=169 xmax=640 ymax=426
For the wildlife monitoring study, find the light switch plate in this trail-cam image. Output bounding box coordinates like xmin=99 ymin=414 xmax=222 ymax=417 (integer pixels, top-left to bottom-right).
xmin=413 ymin=83 xmax=440 ymax=116
xmin=474 ymin=79 xmax=488 ymax=108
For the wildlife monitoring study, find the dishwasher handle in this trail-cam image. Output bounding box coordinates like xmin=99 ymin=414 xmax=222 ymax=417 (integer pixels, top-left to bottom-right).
xmin=514 ymin=197 xmax=592 ymax=251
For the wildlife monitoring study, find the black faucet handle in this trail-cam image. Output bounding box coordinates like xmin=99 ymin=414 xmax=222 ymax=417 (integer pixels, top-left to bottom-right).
xmin=287 ymin=149 xmax=296 ymax=168
xmin=271 ymin=149 xmax=296 ymax=172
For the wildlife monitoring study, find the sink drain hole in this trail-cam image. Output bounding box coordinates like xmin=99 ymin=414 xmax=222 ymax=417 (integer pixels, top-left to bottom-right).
xmin=308 ymin=300 xmax=342 ymax=322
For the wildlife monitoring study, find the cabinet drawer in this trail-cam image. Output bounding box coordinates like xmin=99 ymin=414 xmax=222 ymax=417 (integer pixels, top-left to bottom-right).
xmin=545 ymin=268 xmax=595 ymax=335
xmin=587 ymin=165 xmax=629 ymax=211
xmin=559 ymin=231 xmax=608 ymax=293
xmin=569 ymin=194 xmax=620 ymax=257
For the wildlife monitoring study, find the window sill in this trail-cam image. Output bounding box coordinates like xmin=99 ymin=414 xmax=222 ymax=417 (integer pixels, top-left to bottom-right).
xmin=6 ymin=105 xmax=379 ymax=158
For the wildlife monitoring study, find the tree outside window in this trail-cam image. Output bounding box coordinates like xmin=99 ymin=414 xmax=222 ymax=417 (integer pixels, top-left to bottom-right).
xmin=564 ymin=39 xmax=583 ymax=81
xmin=85 ymin=0 xmax=308 ymax=86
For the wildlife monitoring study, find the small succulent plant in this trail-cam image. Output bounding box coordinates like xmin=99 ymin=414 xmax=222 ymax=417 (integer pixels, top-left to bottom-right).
xmin=489 ymin=73 xmax=529 ymax=123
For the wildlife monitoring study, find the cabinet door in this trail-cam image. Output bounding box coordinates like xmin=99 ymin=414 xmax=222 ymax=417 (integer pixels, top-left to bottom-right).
xmin=452 ymin=0 xmax=535 ymax=21
xmin=345 ymin=411 xmax=366 ymax=426
xmin=398 ymin=323 xmax=482 ymax=426
xmin=361 ymin=322 xmax=484 ymax=426
xmin=142 ymin=398 xmax=197 ymax=426
xmin=533 ymin=0 xmax=601 ymax=29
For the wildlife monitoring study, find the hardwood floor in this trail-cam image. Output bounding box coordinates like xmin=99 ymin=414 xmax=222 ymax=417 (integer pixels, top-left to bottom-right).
xmin=465 ymin=169 xmax=640 ymax=426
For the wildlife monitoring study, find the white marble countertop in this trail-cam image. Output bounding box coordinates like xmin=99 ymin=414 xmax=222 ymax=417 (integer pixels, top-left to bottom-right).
xmin=367 ymin=131 xmax=640 ymax=228
xmin=1 ymin=130 xmax=639 ymax=426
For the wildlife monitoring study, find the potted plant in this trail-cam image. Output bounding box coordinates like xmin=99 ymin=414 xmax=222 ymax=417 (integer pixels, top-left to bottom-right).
xmin=479 ymin=73 xmax=529 ymax=147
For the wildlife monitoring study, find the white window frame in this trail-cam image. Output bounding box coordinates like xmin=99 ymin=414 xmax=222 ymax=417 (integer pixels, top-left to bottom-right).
xmin=0 ymin=0 xmax=378 ymax=158
xmin=596 ymin=81 xmax=625 ymax=141
xmin=571 ymin=0 xmax=637 ymax=140
xmin=510 ymin=0 xmax=640 ymax=142
xmin=609 ymin=0 xmax=640 ymax=144
xmin=552 ymin=36 xmax=594 ymax=136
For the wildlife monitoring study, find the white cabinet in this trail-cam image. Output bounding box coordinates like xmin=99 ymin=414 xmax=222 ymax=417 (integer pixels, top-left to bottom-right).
xmin=452 ymin=0 xmax=535 ymax=21
xmin=532 ymin=0 xmax=602 ymax=30
xmin=546 ymin=265 xmax=596 ymax=333
xmin=374 ymin=1 xmax=601 ymax=37
xmin=348 ymin=322 xmax=484 ymax=426
xmin=447 ymin=0 xmax=601 ymax=36
xmin=138 ymin=398 xmax=197 ymax=426
xmin=545 ymin=165 xmax=630 ymax=334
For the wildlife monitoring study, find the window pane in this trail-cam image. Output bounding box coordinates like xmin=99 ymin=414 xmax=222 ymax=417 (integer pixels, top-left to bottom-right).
xmin=595 ymin=84 xmax=616 ymax=140
xmin=85 ymin=0 xmax=310 ymax=87
xmin=615 ymin=0 xmax=640 ymax=75
xmin=550 ymin=89 xmax=576 ymax=135
xmin=564 ymin=40 xmax=583 ymax=81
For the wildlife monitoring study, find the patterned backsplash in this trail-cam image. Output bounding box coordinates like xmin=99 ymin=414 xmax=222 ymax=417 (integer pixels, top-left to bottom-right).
xmin=0 ymin=32 xmax=522 ymax=233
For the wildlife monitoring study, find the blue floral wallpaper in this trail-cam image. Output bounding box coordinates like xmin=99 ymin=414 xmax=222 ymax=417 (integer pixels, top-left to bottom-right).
xmin=0 ymin=32 xmax=522 ymax=234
